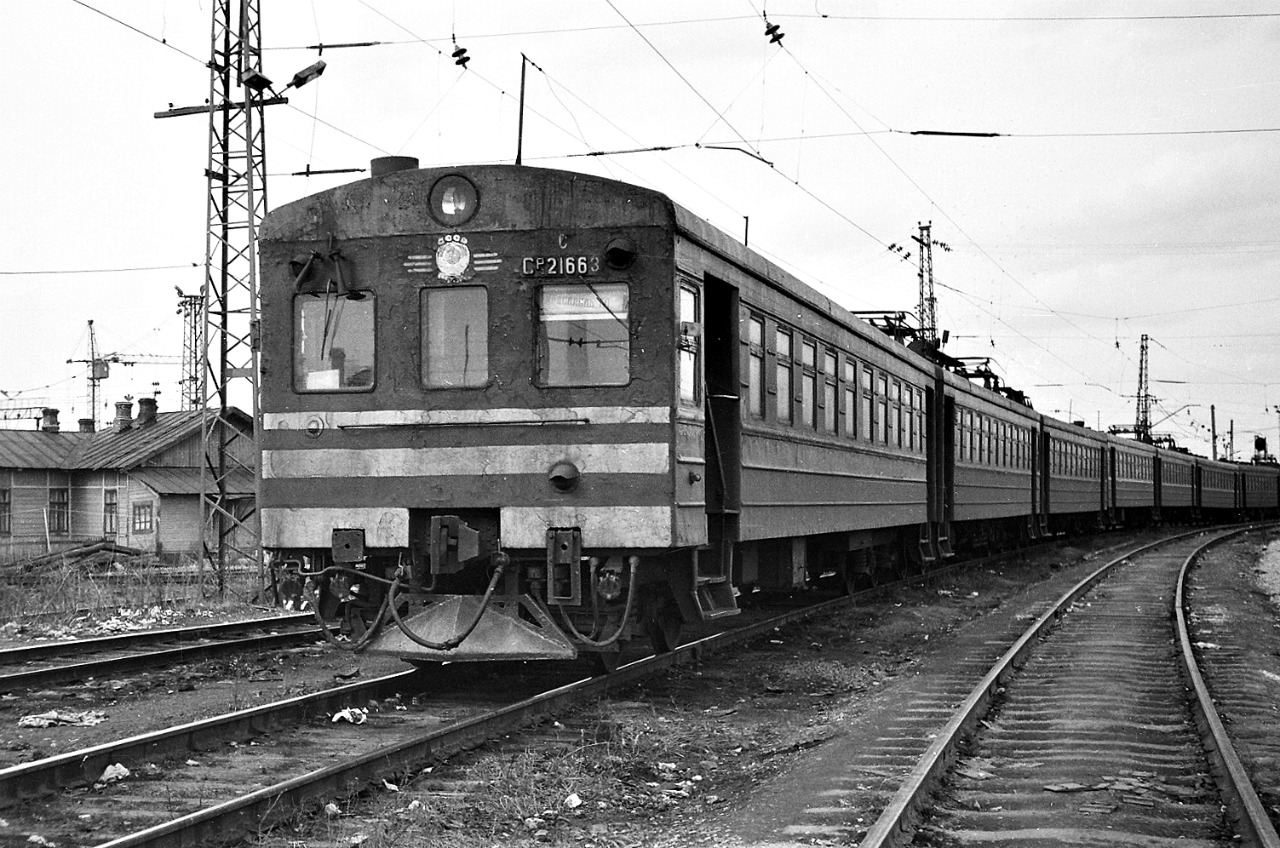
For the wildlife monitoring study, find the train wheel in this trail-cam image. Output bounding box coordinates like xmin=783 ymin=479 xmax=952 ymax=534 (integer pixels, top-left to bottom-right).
xmin=644 ymin=606 xmax=683 ymax=653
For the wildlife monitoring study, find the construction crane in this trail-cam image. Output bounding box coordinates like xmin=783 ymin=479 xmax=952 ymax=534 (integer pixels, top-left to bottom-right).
xmin=66 ymin=320 xmax=134 ymax=430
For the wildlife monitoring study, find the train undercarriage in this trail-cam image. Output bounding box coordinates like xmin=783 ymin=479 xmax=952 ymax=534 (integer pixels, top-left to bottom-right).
xmin=269 ymin=511 xmax=731 ymax=670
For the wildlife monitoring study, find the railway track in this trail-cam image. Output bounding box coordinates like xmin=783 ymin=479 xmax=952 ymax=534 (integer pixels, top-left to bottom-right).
xmin=859 ymin=525 xmax=1280 ymax=847
xmin=0 ymin=528 xmax=1252 ymax=848
xmin=0 ymin=541 xmax=997 ymax=848
xmin=0 ymin=614 xmax=320 ymax=692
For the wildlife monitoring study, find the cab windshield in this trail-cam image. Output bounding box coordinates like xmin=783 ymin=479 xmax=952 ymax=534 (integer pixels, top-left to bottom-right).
xmin=294 ymin=293 xmax=375 ymax=391
xmin=537 ymin=283 xmax=630 ymax=386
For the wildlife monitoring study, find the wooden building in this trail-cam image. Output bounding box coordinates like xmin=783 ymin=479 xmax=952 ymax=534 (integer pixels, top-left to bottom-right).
xmin=0 ymin=401 xmax=254 ymax=563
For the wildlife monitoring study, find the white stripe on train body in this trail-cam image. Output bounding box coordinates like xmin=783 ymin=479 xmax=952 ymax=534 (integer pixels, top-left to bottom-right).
xmin=261 ymin=442 xmax=670 ymax=479
xmin=262 ymin=405 xmax=675 ymax=431
xmin=260 ymin=505 xmax=672 ymax=549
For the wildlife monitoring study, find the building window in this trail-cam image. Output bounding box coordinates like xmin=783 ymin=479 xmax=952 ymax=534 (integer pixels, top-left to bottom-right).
xmin=104 ymin=489 xmax=118 ymax=535
xmin=746 ymin=315 xmax=765 ymax=419
xmin=0 ymin=489 xmax=9 ymax=536
xmin=421 ymin=287 xmax=489 ymax=388
xmin=48 ymin=488 xmax=69 ymax=535
xmin=294 ymin=293 xmax=376 ymax=392
xmin=775 ymin=328 xmax=793 ymax=425
xmin=537 ymin=283 xmax=630 ymax=386
xmin=133 ymin=502 xmax=154 ymax=534
xmin=677 ymin=285 xmax=701 ymax=406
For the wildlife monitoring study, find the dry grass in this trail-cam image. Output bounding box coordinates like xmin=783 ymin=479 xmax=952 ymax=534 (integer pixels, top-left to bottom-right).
xmin=0 ymin=556 xmax=267 ymax=632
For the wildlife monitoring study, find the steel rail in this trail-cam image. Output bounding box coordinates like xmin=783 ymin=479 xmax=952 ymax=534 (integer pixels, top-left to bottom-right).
xmin=0 ymin=613 xmax=315 ymax=664
xmin=1176 ymin=537 xmax=1280 ymax=848
xmin=0 ymin=627 xmax=322 ymax=692
xmin=85 ymin=540 xmax=1012 ymax=848
xmin=10 ymin=532 xmax=1167 ymax=845
xmin=0 ymin=669 xmax=420 ymax=807
xmin=857 ymin=524 xmax=1275 ymax=848
xmin=2 ymin=543 xmax=966 ymax=816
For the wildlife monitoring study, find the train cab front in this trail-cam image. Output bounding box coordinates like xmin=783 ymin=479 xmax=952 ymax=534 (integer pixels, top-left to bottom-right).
xmin=257 ymin=162 xmax=727 ymax=668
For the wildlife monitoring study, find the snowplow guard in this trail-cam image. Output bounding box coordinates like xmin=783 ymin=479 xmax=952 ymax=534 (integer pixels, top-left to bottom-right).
xmin=366 ymin=593 xmax=578 ymax=662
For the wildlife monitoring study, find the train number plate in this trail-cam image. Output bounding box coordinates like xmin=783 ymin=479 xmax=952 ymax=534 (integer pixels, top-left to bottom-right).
xmin=521 ymin=255 xmax=602 ymax=277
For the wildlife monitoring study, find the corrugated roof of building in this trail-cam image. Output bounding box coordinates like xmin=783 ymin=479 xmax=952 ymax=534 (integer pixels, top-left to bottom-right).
xmin=1 ymin=407 xmax=252 ymax=472
xmin=130 ymin=467 xmax=255 ymax=497
xmin=0 ymin=429 xmax=92 ymax=469
xmin=69 ymin=409 xmax=203 ymax=470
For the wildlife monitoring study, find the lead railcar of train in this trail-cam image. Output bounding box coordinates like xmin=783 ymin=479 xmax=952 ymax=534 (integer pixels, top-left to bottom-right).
xmin=258 ymin=157 xmax=957 ymax=666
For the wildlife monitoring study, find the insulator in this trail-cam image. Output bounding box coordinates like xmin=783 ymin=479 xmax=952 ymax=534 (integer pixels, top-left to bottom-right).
xmin=452 ymin=46 xmax=470 ymax=68
xmin=765 ymin=22 xmax=784 ymax=43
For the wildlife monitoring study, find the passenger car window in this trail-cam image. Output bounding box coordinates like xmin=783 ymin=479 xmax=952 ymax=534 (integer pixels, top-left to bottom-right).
xmin=295 ymin=293 xmax=375 ymax=392
xmin=678 ymin=285 xmax=701 ymax=405
xmin=421 ymin=287 xmax=488 ymax=388
xmin=746 ymin=315 xmax=765 ymax=419
xmin=537 ymin=283 xmax=629 ymax=386
xmin=776 ymin=329 xmax=793 ymax=425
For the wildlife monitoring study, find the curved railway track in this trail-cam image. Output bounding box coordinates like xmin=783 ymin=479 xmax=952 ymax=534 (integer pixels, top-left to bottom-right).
xmin=0 ymin=542 xmax=1009 ymax=848
xmin=3 ymin=527 xmax=1268 ymax=848
xmin=0 ymin=614 xmax=319 ymax=692
xmin=860 ymin=525 xmax=1280 ymax=848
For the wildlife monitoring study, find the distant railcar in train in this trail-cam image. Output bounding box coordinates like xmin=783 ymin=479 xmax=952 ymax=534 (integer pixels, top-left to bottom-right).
xmin=257 ymin=159 xmax=1279 ymax=667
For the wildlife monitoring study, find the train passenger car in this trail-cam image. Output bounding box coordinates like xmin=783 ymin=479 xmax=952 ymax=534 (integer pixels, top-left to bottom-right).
xmin=688 ymin=216 xmax=940 ymax=593
xmin=1043 ymin=420 xmax=1107 ymax=533
xmin=1197 ymin=457 xmax=1238 ymax=518
xmin=1110 ymin=437 xmax=1158 ymax=524
xmin=1155 ymin=448 xmax=1196 ymax=522
xmin=258 ymin=161 xmax=729 ymax=666
xmin=1239 ymin=461 xmax=1280 ymax=517
xmin=944 ymin=370 xmax=1039 ymax=549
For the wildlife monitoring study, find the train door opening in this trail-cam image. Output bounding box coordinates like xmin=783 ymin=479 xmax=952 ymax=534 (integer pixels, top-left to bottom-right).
xmin=701 ymin=274 xmax=741 ymax=607
xmin=934 ymin=382 xmax=954 ymax=558
xmin=1037 ymin=429 xmax=1050 ymax=535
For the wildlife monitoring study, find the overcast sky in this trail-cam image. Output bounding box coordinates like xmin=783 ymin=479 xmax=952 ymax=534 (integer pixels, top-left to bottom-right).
xmin=1 ymin=1 xmax=1277 ymax=459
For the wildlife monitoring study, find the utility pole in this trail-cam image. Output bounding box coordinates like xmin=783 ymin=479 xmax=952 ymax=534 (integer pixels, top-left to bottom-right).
xmin=913 ymin=222 xmax=937 ymax=346
xmin=199 ymin=0 xmax=267 ymax=594
xmin=155 ymin=2 xmax=325 ymax=594
xmin=1211 ymin=404 xmax=1218 ymax=460
xmin=516 ymin=53 xmax=528 ymax=166
xmin=156 ymin=0 xmax=275 ymax=593
xmin=1134 ymin=334 xmax=1152 ymax=443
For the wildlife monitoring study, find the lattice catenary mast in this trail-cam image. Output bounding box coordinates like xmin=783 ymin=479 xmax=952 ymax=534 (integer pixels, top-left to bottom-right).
xmin=1134 ymin=333 xmax=1151 ymax=443
xmin=157 ymin=0 xmax=280 ymax=589
xmin=913 ymin=222 xmax=938 ymax=346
